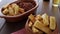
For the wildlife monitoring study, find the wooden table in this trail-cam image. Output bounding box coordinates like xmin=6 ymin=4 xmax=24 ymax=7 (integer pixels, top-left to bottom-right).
xmin=0 ymin=0 xmax=60 ymax=34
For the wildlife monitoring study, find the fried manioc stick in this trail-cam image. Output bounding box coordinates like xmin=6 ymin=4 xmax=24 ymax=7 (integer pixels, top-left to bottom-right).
xmin=33 ymin=20 xmax=52 ymax=34
xmin=29 ymin=14 xmax=35 ymax=23
xmin=29 ymin=21 xmax=33 ymax=27
xmin=35 ymin=15 xmax=42 ymax=21
xmin=12 ymin=3 xmax=20 ymax=15
xmin=42 ymin=13 xmax=49 ymax=26
xmin=50 ymin=16 xmax=56 ymax=30
xmin=19 ymin=8 xmax=25 ymax=13
xmin=8 ymin=6 xmax=15 ymax=16
xmin=3 ymin=8 xmax=9 ymax=15
xmin=32 ymin=26 xmax=43 ymax=34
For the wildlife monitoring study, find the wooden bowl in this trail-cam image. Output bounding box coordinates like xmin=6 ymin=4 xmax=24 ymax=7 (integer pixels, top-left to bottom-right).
xmin=0 ymin=0 xmax=38 ymax=22
xmin=25 ymin=19 xmax=58 ymax=34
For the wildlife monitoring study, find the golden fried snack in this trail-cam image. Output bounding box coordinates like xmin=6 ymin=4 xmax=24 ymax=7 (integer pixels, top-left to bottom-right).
xmin=12 ymin=3 xmax=20 ymax=15
xmin=29 ymin=14 xmax=35 ymax=23
xmin=29 ymin=21 xmax=33 ymax=27
xmin=2 ymin=3 xmax=25 ymax=16
xmin=50 ymin=16 xmax=56 ymax=30
xmin=3 ymin=8 xmax=9 ymax=15
xmin=32 ymin=26 xmax=43 ymax=34
xmin=8 ymin=6 xmax=15 ymax=16
xmin=33 ymin=20 xmax=52 ymax=34
xmin=42 ymin=13 xmax=49 ymax=26
xmin=35 ymin=15 xmax=42 ymax=21
xmin=19 ymin=8 xmax=25 ymax=13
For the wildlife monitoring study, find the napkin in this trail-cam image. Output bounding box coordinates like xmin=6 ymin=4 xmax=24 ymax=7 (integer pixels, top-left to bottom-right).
xmin=0 ymin=18 xmax=5 ymax=30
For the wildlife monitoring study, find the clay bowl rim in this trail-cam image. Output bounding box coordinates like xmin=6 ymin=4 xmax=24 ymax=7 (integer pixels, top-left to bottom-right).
xmin=25 ymin=18 xmax=58 ymax=34
xmin=0 ymin=0 xmax=38 ymax=18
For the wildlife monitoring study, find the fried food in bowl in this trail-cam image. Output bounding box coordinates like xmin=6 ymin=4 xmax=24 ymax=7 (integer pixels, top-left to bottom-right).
xmin=25 ymin=13 xmax=58 ymax=34
xmin=0 ymin=0 xmax=38 ymax=22
xmin=2 ymin=3 xmax=25 ymax=16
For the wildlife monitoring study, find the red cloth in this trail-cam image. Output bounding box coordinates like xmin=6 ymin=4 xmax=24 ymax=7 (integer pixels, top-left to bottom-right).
xmin=11 ymin=28 xmax=59 ymax=34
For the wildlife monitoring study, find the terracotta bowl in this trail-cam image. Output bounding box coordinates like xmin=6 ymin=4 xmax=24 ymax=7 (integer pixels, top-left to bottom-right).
xmin=25 ymin=19 xmax=58 ymax=34
xmin=0 ymin=0 xmax=38 ymax=22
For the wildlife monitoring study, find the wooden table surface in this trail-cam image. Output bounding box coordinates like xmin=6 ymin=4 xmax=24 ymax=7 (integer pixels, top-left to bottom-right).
xmin=0 ymin=0 xmax=60 ymax=34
